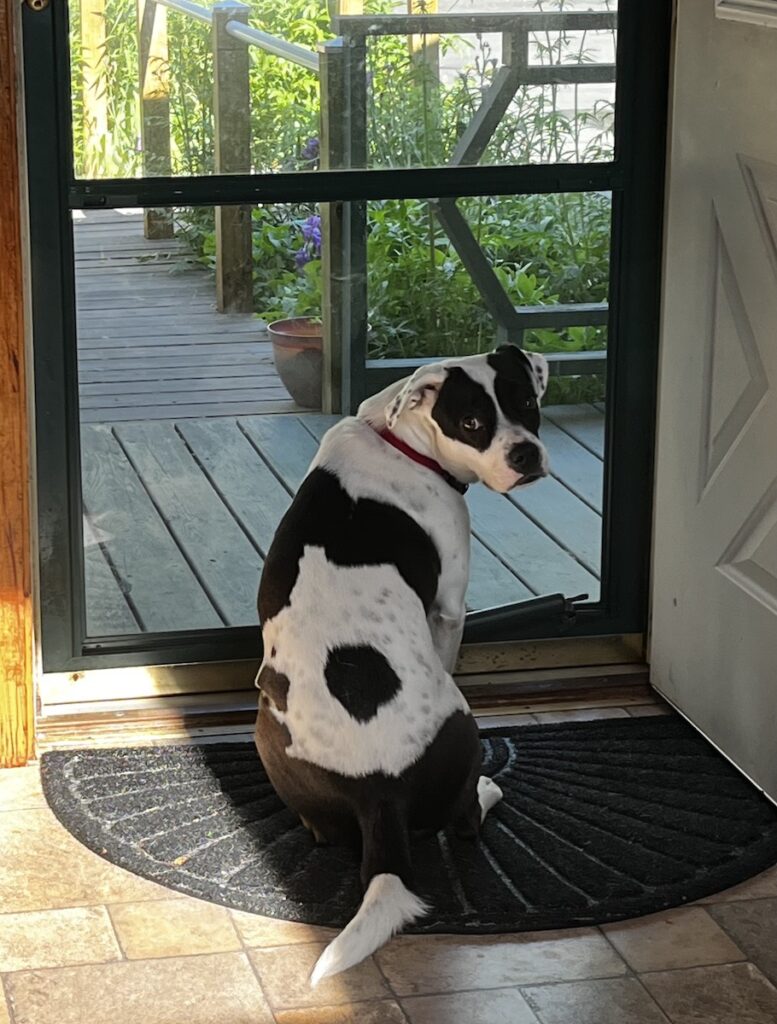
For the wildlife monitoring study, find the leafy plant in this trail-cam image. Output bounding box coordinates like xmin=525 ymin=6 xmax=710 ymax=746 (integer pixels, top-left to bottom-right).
xmin=69 ymin=0 xmax=615 ymax=401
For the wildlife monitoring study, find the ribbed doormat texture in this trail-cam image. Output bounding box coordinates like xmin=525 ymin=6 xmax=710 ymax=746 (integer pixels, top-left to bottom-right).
xmin=40 ymin=715 xmax=777 ymax=932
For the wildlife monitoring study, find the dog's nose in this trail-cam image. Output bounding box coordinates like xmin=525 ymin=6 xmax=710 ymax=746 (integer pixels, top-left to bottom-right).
xmin=508 ymin=441 xmax=543 ymax=477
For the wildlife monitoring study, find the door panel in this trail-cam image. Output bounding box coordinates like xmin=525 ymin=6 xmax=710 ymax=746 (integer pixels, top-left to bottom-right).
xmin=23 ymin=0 xmax=670 ymax=674
xmin=651 ymin=3 xmax=777 ymax=797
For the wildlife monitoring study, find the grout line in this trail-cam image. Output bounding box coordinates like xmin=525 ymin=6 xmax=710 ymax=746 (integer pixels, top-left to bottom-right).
xmin=387 ymin=965 xmax=633 ymax=1002
xmin=594 ymin=924 xmax=675 ymax=1023
xmin=697 ymin=892 xmax=777 ymax=908
xmin=372 ymin=952 xmax=413 ymax=1022
xmin=0 ymin=973 xmax=18 ymax=1024
xmin=239 ymin=932 xmax=278 ymax=1020
xmin=103 ymin=903 xmax=129 ymax=961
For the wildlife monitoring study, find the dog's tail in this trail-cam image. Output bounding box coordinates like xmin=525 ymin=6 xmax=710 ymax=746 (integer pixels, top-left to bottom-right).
xmin=310 ymin=800 xmax=428 ymax=987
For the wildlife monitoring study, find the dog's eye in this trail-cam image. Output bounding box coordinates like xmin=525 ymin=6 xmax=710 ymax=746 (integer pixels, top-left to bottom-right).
xmin=524 ymin=398 xmax=538 ymax=409
xmin=461 ymin=416 xmax=482 ymax=432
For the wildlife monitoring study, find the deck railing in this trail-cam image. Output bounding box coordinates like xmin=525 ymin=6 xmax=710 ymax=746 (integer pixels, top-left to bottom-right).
xmin=135 ymin=0 xmax=616 ymax=399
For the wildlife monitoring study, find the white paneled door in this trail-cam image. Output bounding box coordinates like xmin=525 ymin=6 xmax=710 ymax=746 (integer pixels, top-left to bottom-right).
xmin=652 ymin=3 xmax=777 ymax=797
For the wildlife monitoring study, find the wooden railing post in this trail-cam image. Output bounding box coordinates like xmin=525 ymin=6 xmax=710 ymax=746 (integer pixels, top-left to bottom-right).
xmin=80 ymin=0 xmax=109 ymax=178
xmin=320 ymin=1 xmax=368 ymax=414
xmin=137 ymin=0 xmax=173 ymax=238
xmin=320 ymin=39 xmax=347 ymax=414
xmin=212 ymin=0 xmax=253 ymax=313
xmin=407 ymin=0 xmax=439 ymax=78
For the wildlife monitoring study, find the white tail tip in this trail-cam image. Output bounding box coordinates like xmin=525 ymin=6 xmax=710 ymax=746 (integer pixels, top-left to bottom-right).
xmin=310 ymin=874 xmax=428 ymax=988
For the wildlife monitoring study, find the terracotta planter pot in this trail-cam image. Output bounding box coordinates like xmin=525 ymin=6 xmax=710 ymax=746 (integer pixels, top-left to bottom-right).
xmin=267 ymin=317 xmax=323 ymax=410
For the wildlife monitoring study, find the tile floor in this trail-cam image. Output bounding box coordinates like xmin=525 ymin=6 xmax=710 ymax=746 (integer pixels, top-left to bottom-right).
xmin=2 ymin=697 xmax=777 ymax=1024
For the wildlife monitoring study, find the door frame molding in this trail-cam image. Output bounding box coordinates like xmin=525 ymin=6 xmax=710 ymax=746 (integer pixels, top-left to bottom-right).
xmin=1 ymin=0 xmax=36 ymax=767
xmin=22 ymin=0 xmax=672 ymax=674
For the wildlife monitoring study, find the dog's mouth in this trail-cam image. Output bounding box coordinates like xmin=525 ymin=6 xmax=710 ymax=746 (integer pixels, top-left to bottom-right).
xmin=513 ymin=472 xmax=543 ymax=488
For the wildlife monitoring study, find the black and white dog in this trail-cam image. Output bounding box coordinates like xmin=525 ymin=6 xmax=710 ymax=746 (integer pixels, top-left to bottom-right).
xmin=254 ymin=345 xmax=549 ymax=984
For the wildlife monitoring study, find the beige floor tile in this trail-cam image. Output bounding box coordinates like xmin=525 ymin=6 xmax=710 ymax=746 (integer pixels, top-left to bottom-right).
xmin=4 ymin=952 xmax=272 ymax=1024
xmin=0 ymin=985 xmax=11 ymax=1024
xmin=0 ymin=766 xmax=46 ymax=811
xmin=0 ymin=808 xmax=174 ymax=913
xmin=626 ymin=704 xmax=672 ymax=717
xmin=708 ymin=899 xmax=777 ymax=985
xmin=642 ymin=962 xmax=777 ymax=1024
xmin=522 ymin=977 xmax=670 ymax=1024
xmin=249 ymin=943 xmax=391 ymax=1010
xmin=230 ymin=909 xmax=337 ymax=947
xmin=402 ymin=987 xmax=538 ymax=1024
xmin=532 ymin=708 xmax=631 ymax=724
xmin=108 ymin=897 xmax=241 ymax=959
xmin=698 ymin=865 xmax=777 ymax=903
xmin=274 ymin=1001 xmax=407 ymax=1024
xmin=0 ymin=906 xmax=121 ymax=972
xmin=601 ymin=906 xmax=745 ymax=972
xmin=376 ymin=929 xmax=627 ymax=997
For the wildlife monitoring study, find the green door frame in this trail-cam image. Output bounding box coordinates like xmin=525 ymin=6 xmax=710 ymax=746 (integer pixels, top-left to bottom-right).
xmin=22 ymin=0 xmax=671 ymax=672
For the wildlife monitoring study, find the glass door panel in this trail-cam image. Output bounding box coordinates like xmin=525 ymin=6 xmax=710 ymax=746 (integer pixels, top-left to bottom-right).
xmin=23 ymin=0 xmax=670 ymax=669
xmin=69 ymin=0 xmax=617 ymax=179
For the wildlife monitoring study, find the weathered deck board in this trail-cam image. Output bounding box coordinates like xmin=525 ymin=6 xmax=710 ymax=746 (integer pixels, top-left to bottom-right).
xmin=81 ymin=424 xmax=221 ymax=633
xmin=80 ymin=400 xmax=299 ymax=424
xmin=467 ymin=485 xmax=598 ymax=598
xmin=113 ymin=421 xmax=264 ymax=625
xmin=302 ymin=413 xmax=601 ymax=601
xmin=544 ymin=404 xmax=606 ymax=458
xmin=177 ymin=419 xmax=293 ymax=558
xmin=75 ymin=211 xmax=606 ymax=631
xmin=74 ymin=209 xmax=296 ymax=421
xmin=80 ymin=411 xmax=604 ymax=634
xmin=83 ymin=519 xmax=141 ymax=635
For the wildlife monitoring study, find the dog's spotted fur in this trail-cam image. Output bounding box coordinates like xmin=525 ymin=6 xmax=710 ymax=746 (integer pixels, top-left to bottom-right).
xmin=254 ymin=347 xmax=549 ymax=983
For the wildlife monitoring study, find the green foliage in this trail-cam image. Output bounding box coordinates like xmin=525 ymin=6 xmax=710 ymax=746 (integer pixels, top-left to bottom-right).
xmin=68 ymin=0 xmax=615 ymax=401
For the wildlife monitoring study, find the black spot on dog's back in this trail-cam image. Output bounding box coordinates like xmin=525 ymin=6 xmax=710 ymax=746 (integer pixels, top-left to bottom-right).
xmin=324 ymin=645 xmax=401 ymax=723
xmin=259 ymin=468 xmax=441 ymax=622
xmin=487 ymin=346 xmax=541 ymax=435
xmin=256 ymin=665 xmax=290 ymax=711
xmin=432 ymin=367 xmax=496 ymax=451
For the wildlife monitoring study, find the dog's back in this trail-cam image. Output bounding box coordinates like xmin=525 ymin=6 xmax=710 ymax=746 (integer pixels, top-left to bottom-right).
xmin=255 ymin=418 xmax=480 ymax=982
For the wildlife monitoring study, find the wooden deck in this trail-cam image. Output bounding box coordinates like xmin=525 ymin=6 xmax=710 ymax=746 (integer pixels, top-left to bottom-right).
xmin=75 ymin=208 xmax=604 ymax=630
xmin=74 ymin=209 xmax=297 ymax=422
xmin=81 ymin=407 xmax=604 ymax=634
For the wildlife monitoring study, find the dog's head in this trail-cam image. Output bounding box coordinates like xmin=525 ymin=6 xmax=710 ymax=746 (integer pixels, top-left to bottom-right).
xmin=381 ymin=346 xmax=550 ymax=493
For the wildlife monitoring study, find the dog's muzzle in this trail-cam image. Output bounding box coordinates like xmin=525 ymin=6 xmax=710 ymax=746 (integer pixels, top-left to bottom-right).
xmin=507 ymin=441 xmax=546 ymax=482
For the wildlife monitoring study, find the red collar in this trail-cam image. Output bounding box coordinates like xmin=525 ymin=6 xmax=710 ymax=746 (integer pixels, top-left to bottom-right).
xmin=378 ymin=428 xmax=468 ymax=495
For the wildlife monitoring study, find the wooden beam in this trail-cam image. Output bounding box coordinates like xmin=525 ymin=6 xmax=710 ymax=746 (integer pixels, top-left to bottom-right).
xmin=137 ymin=0 xmax=173 ymax=238
xmin=80 ymin=0 xmax=109 ymax=178
xmin=212 ymin=1 xmax=253 ymax=314
xmin=1 ymin=0 xmax=35 ymax=767
xmin=407 ymin=0 xmax=438 ymax=77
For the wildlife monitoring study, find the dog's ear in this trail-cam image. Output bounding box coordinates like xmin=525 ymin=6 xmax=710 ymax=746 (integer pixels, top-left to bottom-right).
xmin=524 ymin=351 xmax=549 ymax=399
xmin=385 ymin=364 xmax=448 ymax=429
xmin=491 ymin=345 xmax=549 ymax=400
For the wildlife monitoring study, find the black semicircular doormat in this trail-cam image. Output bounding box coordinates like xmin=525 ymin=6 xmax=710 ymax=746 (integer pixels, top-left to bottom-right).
xmin=40 ymin=715 xmax=777 ymax=933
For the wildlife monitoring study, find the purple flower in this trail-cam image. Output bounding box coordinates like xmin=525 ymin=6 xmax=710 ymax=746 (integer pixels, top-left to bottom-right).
xmin=294 ymin=246 xmax=311 ymax=268
xmin=301 ymin=214 xmax=322 ymax=251
xmin=301 ymin=137 xmax=319 ymax=161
